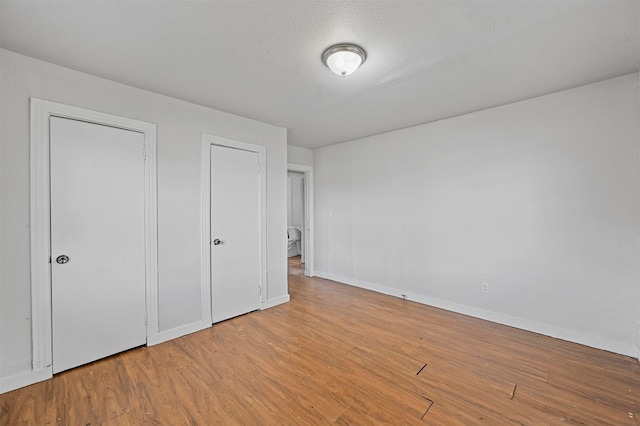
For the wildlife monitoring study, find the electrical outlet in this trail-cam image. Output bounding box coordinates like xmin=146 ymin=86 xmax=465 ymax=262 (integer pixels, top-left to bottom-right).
xmin=481 ymin=282 xmax=489 ymax=293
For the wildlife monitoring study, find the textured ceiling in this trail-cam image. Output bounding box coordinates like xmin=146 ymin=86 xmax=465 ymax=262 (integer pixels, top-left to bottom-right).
xmin=1 ymin=1 xmax=638 ymax=149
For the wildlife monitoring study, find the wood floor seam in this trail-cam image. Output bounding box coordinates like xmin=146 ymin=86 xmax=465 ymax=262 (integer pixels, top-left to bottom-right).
xmin=2 ymin=257 xmax=638 ymax=425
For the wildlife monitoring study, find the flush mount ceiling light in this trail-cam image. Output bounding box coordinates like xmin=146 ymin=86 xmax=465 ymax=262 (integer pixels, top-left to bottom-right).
xmin=322 ymin=43 xmax=367 ymax=77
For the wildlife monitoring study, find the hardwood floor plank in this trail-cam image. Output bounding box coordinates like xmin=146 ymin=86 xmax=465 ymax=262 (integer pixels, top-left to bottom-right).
xmin=514 ymin=380 xmax=637 ymax=425
xmin=2 ymin=260 xmax=639 ymax=424
xmin=546 ymin=353 xmax=640 ymax=409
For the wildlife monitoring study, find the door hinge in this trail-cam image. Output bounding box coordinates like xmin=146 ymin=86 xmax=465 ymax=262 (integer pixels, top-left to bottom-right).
xmin=258 ymin=286 xmax=262 ymax=295
xmin=143 ymin=148 xmax=147 ymax=160
xmin=145 ymin=313 xmax=148 ymax=326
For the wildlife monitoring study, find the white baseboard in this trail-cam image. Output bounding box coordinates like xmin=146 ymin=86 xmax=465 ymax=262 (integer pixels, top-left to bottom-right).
xmin=1 ymin=320 xmax=212 ymax=393
xmin=1 ymin=302 xmax=297 ymax=394
xmin=0 ymin=367 xmax=52 ymax=394
xmin=315 ymin=271 xmax=639 ymax=359
xmin=261 ymin=294 xmax=290 ymax=310
xmin=147 ymin=319 xmax=211 ymax=346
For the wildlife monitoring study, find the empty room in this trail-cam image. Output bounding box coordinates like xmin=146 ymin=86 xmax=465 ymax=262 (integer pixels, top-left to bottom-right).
xmin=1 ymin=0 xmax=639 ymax=424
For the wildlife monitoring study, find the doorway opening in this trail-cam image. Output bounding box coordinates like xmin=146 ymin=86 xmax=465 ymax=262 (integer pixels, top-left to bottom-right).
xmin=287 ymin=171 xmax=304 ymax=260
xmin=287 ymin=164 xmax=314 ymax=277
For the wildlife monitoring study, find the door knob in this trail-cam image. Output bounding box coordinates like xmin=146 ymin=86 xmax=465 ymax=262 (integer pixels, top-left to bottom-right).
xmin=213 ymin=239 xmax=222 ymax=245
xmin=56 ymin=255 xmax=70 ymax=264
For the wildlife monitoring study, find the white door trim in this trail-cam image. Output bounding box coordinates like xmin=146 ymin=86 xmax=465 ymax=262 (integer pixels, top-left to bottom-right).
xmin=287 ymin=163 xmax=314 ymax=277
xmin=30 ymin=99 xmax=158 ymax=377
xmin=200 ymin=134 xmax=267 ymax=323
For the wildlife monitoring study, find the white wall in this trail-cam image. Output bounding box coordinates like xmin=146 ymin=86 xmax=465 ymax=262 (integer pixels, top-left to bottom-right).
xmin=287 ymin=145 xmax=313 ymax=167
xmin=288 ymin=172 xmax=304 ymax=228
xmin=315 ymin=73 xmax=640 ymax=357
xmin=0 ymin=49 xmax=288 ymax=382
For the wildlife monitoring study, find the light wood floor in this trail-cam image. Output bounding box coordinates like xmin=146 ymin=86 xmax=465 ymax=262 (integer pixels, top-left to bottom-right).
xmin=2 ymin=257 xmax=639 ymax=424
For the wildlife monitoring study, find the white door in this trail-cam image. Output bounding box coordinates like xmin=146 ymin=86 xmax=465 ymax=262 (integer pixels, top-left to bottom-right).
xmin=50 ymin=116 xmax=146 ymax=374
xmin=210 ymin=145 xmax=261 ymax=323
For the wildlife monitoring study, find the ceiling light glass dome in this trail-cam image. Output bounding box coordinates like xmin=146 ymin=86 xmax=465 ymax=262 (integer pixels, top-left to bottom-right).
xmin=322 ymin=44 xmax=367 ymax=77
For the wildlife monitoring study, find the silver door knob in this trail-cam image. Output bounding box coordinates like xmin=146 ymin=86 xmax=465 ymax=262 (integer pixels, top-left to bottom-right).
xmin=213 ymin=239 xmax=222 ymax=245
xmin=56 ymin=255 xmax=70 ymax=264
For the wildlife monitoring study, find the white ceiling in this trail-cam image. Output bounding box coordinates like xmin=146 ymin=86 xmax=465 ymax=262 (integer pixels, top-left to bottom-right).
xmin=1 ymin=1 xmax=638 ymax=149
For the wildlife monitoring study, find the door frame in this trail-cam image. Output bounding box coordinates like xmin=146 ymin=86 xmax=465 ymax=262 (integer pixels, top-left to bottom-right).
xmin=30 ymin=99 xmax=158 ymax=376
xmin=200 ymin=134 xmax=266 ymax=323
xmin=287 ymin=163 xmax=314 ymax=277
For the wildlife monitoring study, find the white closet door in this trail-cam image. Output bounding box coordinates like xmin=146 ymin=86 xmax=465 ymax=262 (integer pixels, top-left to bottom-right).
xmin=210 ymin=145 xmax=261 ymax=323
xmin=50 ymin=116 xmax=146 ymax=373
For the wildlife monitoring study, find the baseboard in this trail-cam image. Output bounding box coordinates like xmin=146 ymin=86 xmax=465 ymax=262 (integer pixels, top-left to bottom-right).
xmin=0 ymin=367 xmax=52 ymax=394
xmin=261 ymin=294 xmax=290 ymax=310
xmin=315 ymin=271 xmax=638 ymax=358
xmin=146 ymin=319 xmax=211 ymax=346
xmin=1 ymin=320 xmax=212 ymax=393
